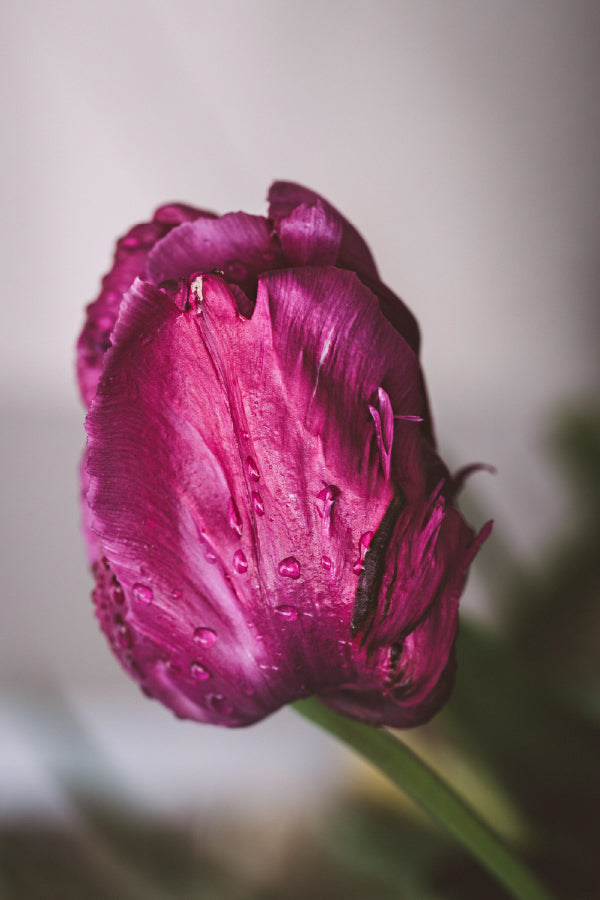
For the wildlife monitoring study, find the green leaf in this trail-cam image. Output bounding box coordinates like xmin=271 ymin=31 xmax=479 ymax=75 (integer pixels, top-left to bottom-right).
xmin=293 ymin=698 xmax=556 ymax=900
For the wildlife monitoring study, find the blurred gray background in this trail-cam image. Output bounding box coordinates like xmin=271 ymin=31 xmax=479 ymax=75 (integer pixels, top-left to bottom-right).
xmin=1 ymin=0 xmax=599 ymax=835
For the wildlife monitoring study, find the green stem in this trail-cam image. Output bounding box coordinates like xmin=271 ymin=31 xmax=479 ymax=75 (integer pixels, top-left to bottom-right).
xmin=293 ymin=697 xmax=556 ymax=900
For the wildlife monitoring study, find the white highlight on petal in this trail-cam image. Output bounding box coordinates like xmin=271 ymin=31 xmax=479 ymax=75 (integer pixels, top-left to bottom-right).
xmin=312 ymin=324 xmax=335 ymax=400
xmin=319 ymin=326 xmax=335 ymax=367
xmin=191 ymin=276 xmax=204 ymax=312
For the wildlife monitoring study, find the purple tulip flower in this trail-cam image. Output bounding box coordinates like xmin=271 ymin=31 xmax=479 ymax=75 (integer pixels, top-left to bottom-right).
xmin=77 ymin=182 xmax=491 ymax=727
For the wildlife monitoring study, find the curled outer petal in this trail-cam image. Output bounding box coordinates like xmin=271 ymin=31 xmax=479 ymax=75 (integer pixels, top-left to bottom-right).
xmin=76 ymin=203 xmax=214 ymax=408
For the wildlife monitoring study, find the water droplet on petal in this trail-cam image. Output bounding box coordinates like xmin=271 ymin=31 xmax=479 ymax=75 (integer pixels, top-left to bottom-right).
xmin=275 ymin=604 xmax=298 ymax=620
xmin=193 ymin=627 xmax=217 ymax=648
xmin=121 ymin=235 xmax=139 ymax=249
xmin=247 ymin=456 xmax=260 ymax=481
xmin=233 ymin=549 xmax=248 ymax=574
xmin=204 ymin=548 xmax=217 ymax=564
xmin=172 ymin=588 xmax=182 ymax=599
xmin=227 ymin=498 xmax=243 ymax=536
xmin=353 ymin=559 xmax=363 ymax=575
xmin=252 ymin=491 xmax=265 ymax=516
xmin=209 ymin=693 xmax=234 ymax=714
xmin=225 ymin=259 xmax=247 ymax=281
xmin=321 ymin=555 xmax=332 ymax=571
xmin=133 ymin=583 xmax=153 ymax=605
xmin=190 ymin=661 xmax=211 ymax=680
xmin=165 ymin=658 xmax=182 ymax=675
xmin=278 ymin=557 xmax=300 ymax=579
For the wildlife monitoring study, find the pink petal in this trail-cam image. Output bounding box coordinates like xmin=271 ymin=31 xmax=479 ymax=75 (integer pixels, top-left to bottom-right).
xmin=79 ymin=452 xmax=100 ymax=565
xmin=268 ymin=182 xmax=422 ymax=357
xmin=145 ymin=212 xmax=283 ymax=302
xmin=323 ymin=516 xmax=492 ymax=727
xmin=277 ymin=200 xmax=343 ymax=266
xmin=320 ymin=598 xmax=459 ymax=727
xmin=77 ymin=220 xmax=169 ymax=407
xmin=259 ymin=266 xmax=426 ymax=502
xmin=268 ymin=181 xmax=379 ymax=279
xmin=359 ymin=491 xmax=491 ymax=649
xmin=360 ymin=274 xmax=422 ymax=356
xmin=269 ymin=182 xmax=435 ymax=450
xmin=84 ymin=268 xmax=435 ymax=725
xmin=76 ymin=204 xmax=210 ymax=408
xmin=153 ymin=203 xmax=217 ymax=225
xmin=86 ymin=279 xmax=276 ymax=724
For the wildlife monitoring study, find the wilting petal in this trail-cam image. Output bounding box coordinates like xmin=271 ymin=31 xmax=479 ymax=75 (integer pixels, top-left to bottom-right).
xmin=321 ymin=594 xmax=459 ymax=728
xmin=358 ymin=492 xmax=492 ymax=650
xmin=146 ymin=212 xmax=283 ymax=302
xmin=323 ymin=513 xmax=491 ymax=727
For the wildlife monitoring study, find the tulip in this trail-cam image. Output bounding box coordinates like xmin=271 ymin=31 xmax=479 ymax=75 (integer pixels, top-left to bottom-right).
xmin=77 ymin=182 xmax=490 ymax=727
